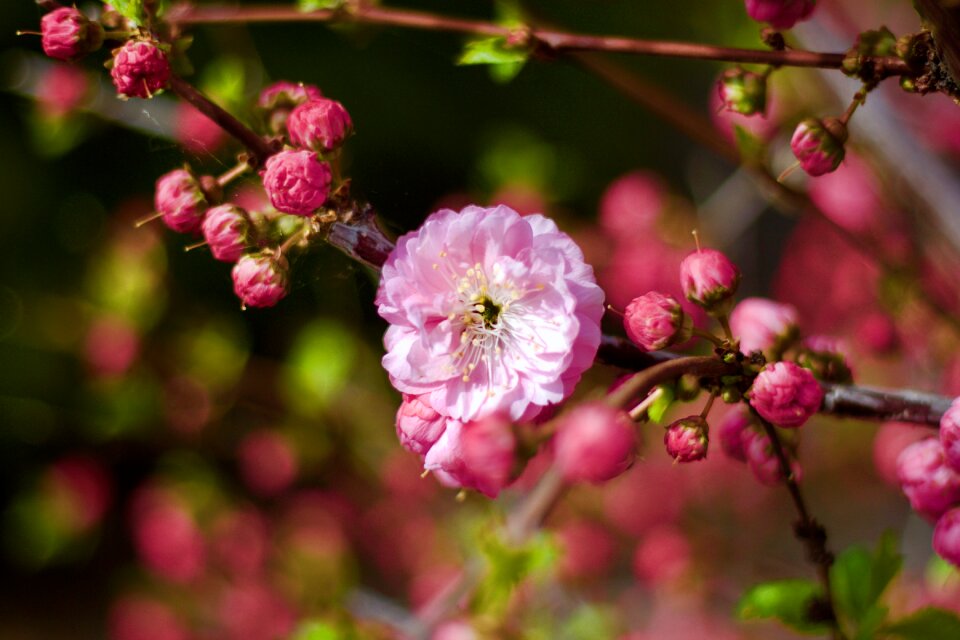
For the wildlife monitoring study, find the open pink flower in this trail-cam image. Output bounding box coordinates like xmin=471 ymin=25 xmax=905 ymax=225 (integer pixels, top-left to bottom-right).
xmin=377 ymin=205 xmax=604 ymax=423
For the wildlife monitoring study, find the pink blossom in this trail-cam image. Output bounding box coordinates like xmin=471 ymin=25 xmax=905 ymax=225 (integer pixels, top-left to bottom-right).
xmin=554 ymin=402 xmax=636 ymax=484
xmin=807 ymin=154 xmax=883 ymax=234
xmin=790 ymin=117 xmax=847 ymax=177
xmin=598 ymin=171 xmax=664 ymax=239
xmin=154 ymin=168 xmax=208 ymax=234
xmin=110 ymin=40 xmax=170 ymax=99
xmin=744 ymin=0 xmax=816 ymax=29
xmin=729 ymin=297 xmax=799 ymax=355
xmin=741 ymin=428 xmax=802 ymax=486
xmin=108 ymin=596 xmax=188 ymax=640
xmin=130 ymin=486 xmax=205 ymax=583
xmin=202 ymin=204 xmax=251 ymax=262
xmin=717 ymin=409 xmax=751 ymax=462
xmin=37 ymin=64 xmax=88 ymax=117
xmin=256 ymin=80 xmax=324 ymax=133
xmin=84 ymin=314 xmax=140 ymax=377
xmin=377 ymin=205 xmax=604 ymax=422
xmin=238 ymin=430 xmax=299 ymax=496
xmin=935 ymin=507 xmax=960 ymax=567
xmin=897 ymin=438 xmax=960 ymax=521
xmin=679 ymin=248 xmax=741 ymax=312
xmin=624 ymin=291 xmax=690 ymax=352
xmin=232 ymin=253 xmax=289 ymax=308
xmin=287 ymin=98 xmax=353 ymax=151
xmin=396 ymin=394 xmax=446 ymax=455
xmin=261 ymin=150 xmax=331 ymax=216
xmin=41 ymin=7 xmax=102 ymax=61
xmin=941 ymin=397 xmax=960 ymax=471
xmin=664 ymin=417 xmax=708 ymax=463
xmin=749 ymin=361 xmax=823 ymax=428
xmin=173 ymin=102 xmax=227 ymax=154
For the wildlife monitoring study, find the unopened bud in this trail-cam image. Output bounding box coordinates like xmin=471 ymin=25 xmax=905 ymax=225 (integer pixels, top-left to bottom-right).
xmin=40 ymin=7 xmax=103 ymax=61
xmin=717 ymin=68 xmax=767 ymax=116
xmin=664 ymin=416 xmax=708 ymax=463
xmin=231 ymin=252 xmax=289 ymax=309
xmin=110 ymin=40 xmax=171 ymax=99
xmin=623 ymin=291 xmax=692 ymax=352
xmin=790 ymin=117 xmax=847 ymax=177
xmin=679 ymin=247 xmax=741 ymax=314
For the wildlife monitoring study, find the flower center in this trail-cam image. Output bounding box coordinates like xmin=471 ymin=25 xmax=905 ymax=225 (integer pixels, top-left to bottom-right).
xmin=478 ymin=296 xmax=502 ymax=329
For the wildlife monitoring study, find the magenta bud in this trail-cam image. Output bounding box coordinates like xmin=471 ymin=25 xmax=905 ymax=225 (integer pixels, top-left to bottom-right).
xmin=741 ymin=428 xmax=802 ymax=486
xmin=460 ymin=416 xmax=517 ymax=498
xmin=40 ymin=7 xmax=103 ymax=61
xmin=729 ymin=297 xmax=799 ymax=355
xmin=717 ymin=409 xmax=752 ymax=462
xmin=935 ymin=507 xmax=960 ymax=568
xmin=717 ymin=67 xmax=767 ymax=116
xmin=623 ymin=291 xmax=691 ymax=351
xmin=110 ymin=40 xmax=171 ymax=99
xmin=941 ymin=398 xmax=960 ymax=472
xmin=395 ymin=394 xmax=446 ymax=455
xmin=154 ymin=168 xmax=208 ymax=234
xmin=261 ymin=150 xmax=332 ymax=216
xmin=897 ymin=438 xmax=960 ymax=522
xmin=287 ymin=98 xmax=354 ymax=152
xmin=202 ymin=204 xmax=251 ymax=262
xmin=790 ymin=117 xmax=847 ymax=177
xmin=679 ymin=248 xmax=741 ymax=314
xmin=554 ymin=402 xmax=636 ymax=484
xmin=231 ymin=252 xmax=290 ymax=309
xmin=664 ymin=416 xmax=709 ymax=463
xmin=744 ymin=0 xmax=816 ymax=30
xmin=749 ymin=362 xmax=823 ymax=428
xmin=256 ymin=81 xmax=324 ymax=134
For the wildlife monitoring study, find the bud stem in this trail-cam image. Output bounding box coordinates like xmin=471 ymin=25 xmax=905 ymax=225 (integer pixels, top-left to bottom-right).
xmin=216 ymin=161 xmax=251 ymax=187
xmin=717 ymin=314 xmax=734 ymax=342
xmin=699 ymin=389 xmax=717 ymax=419
xmin=692 ymin=327 xmax=724 ymax=347
xmin=134 ymin=211 xmax=164 ymax=227
xmin=628 ymin=386 xmax=665 ymax=421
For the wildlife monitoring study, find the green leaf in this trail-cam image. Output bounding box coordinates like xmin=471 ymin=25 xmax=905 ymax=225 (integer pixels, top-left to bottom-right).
xmin=473 ymin=530 xmax=557 ymax=617
xmin=737 ymin=579 xmax=830 ymax=634
xmin=647 ymin=384 xmax=675 ymax=424
xmin=298 ymin=0 xmax=343 ymax=12
xmin=732 ymin=124 xmax=765 ymax=165
xmin=883 ymin=608 xmax=960 ymax=640
xmin=100 ymin=0 xmax=145 ymax=25
xmin=458 ymin=37 xmax=529 ymax=83
xmin=830 ymin=531 xmax=902 ymax=628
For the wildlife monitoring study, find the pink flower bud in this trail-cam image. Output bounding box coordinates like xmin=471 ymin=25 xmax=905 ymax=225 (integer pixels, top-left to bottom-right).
xmin=679 ymin=248 xmax=741 ymax=313
xmin=717 ymin=409 xmax=751 ymax=462
xmin=941 ymin=398 xmax=960 ymax=471
xmin=554 ymin=402 xmax=636 ymax=484
xmin=623 ymin=291 xmax=691 ymax=351
xmin=130 ymin=486 xmax=206 ymax=583
xmin=744 ymin=0 xmax=816 ymax=30
xmin=37 ymin=64 xmax=88 ymax=117
xmin=741 ymin=428 xmax=802 ymax=486
xmin=396 ymin=394 xmax=446 ymax=455
xmin=729 ymin=297 xmax=799 ymax=355
xmin=935 ymin=507 xmax=960 ymax=567
xmin=664 ymin=416 xmax=709 ymax=463
xmin=154 ymin=168 xmax=208 ymax=234
xmin=749 ymin=361 xmax=823 ymax=428
xmin=261 ymin=150 xmax=332 ymax=216
xmin=898 ymin=438 xmax=960 ymax=521
xmin=287 ymin=98 xmax=353 ymax=152
xmin=232 ymin=253 xmax=289 ymax=309
xmin=790 ymin=117 xmax=847 ymax=177
xmin=598 ymin=171 xmax=664 ymax=238
xmin=110 ymin=40 xmax=171 ymax=99
xmin=238 ymin=430 xmax=298 ymax=497
xmin=256 ymin=81 xmax=324 ymax=134
xmin=460 ymin=416 xmax=517 ymax=498
xmin=202 ymin=204 xmax=251 ymax=262
xmin=717 ymin=67 xmax=767 ymax=116
xmin=40 ymin=7 xmax=103 ymax=61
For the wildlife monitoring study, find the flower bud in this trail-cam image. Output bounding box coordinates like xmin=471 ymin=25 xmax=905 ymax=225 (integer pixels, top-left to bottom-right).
xmin=897 ymin=439 xmax=960 ymax=521
xmin=729 ymin=297 xmax=799 ymax=356
xmin=744 ymin=0 xmax=816 ymax=30
xmin=202 ymin=204 xmax=251 ymax=262
xmin=231 ymin=252 xmax=289 ymax=309
xmin=717 ymin=409 xmax=751 ymax=462
xmin=37 ymin=64 xmax=88 ymax=118
xmin=40 ymin=7 xmax=104 ymax=61
xmin=256 ymin=81 xmax=324 ymax=135
xmin=664 ymin=416 xmax=708 ymax=463
xmin=748 ymin=361 xmax=823 ymax=428
xmin=790 ymin=117 xmax=847 ymax=177
xmin=623 ymin=291 xmax=692 ymax=351
xmin=396 ymin=394 xmax=446 ymax=455
xmin=460 ymin=416 xmax=517 ymax=498
xmin=154 ymin=168 xmax=208 ymax=234
xmin=554 ymin=402 xmax=636 ymax=484
xmin=717 ymin=67 xmax=767 ymax=116
xmin=679 ymin=248 xmax=741 ymax=314
xmin=110 ymin=40 xmax=171 ymax=99
xmin=940 ymin=398 xmax=960 ymax=471
xmin=261 ymin=150 xmax=332 ymax=216
xmin=934 ymin=507 xmax=960 ymax=567
xmin=741 ymin=428 xmax=802 ymax=486
xmin=287 ymin=98 xmax=353 ymax=152
xmin=237 ymin=430 xmax=298 ymax=497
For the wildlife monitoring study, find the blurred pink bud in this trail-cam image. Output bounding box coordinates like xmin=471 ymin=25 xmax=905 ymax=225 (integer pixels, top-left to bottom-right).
xmin=807 ymin=154 xmax=883 ymax=234
xmin=36 ymin=64 xmax=88 ymax=117
xmin=287 ymin=98 xmax=353 ymax=152
xmin=84 ymin=315 xmax=140 ymax=377
xmin=679 ymin=248 xmax=741 ymax=313
xmin=261 ymin=150 xmax=331 ymax=216
xmin=46 ymin=456 xmax=112 ymax=531
xmin=897 ymin=439 xmax=960 ymax=521
xmin=935 ymin=507 xmax=960 ymax=567
xmin=202 ymin=204 xmax=251 ymax=262
xmin=624 ymin=291 xmax=691 ymax=352
xmin=942 ymin=398 xmax=960 ymax=471
xmin=108 ymin=596 xmax=188 ymax=640
xmin=211 ymin=509 xmax=269 ymax=578
xmin=41 ymin=7 xmax=103 ymax=61
xmin=173 ymin=102 xmax=227 ymax=154
xmin=557 ymin=520 xmax=617 ymax=581
xmin=217 ymin=581 xmax=296 ymax=640
xmin=554 ymin=402 xmax=636 ymax=484
xmin=790 ymin=117 xmax=847 ymax=177
xmin=598 ymin=171 xmax=664 ymax=238
xmin=603 ymin=462 xmax=685 ymax=535
xmin=154 ymin=168 xmax=208 ymax=234
xmin=130 ymin=487 xmax=206 ymax=583
xmin=744 ymin=0 xmax=816 ymax=29
xmin=664 ymin=416 xmax=709 ymax=463
xmin=741 ymin=428 xmax=802 ymax=486
xmin=460 ymin=416 xmax=517 ymax=498
xmin=873 ymin=422 xmax=929 ymax=487
xmin=717 ymin=409 xmax=751 ymax=462
xmin=717 ymin=67 xmax=767 ymax=116
xmin=256 ymin=80 xmax=324 ymax=134
xmin=396 ymin=394 xmax=446 ymax=455
xmin=856 ymin=312 xmax=899 ymax=354
xmin=110 ymin=40 xmax=170 ymax=99
xmin=432 ymin=621 xmax=478 ymax=640
xmin=238 ymin=430 xmax=299 ymax=497
xmin=709 ymin=72 xmax=780 ymax=142
xmin=232 ymin=252 xmax=289 ymax=309
xmin=632 ymin=525 xmax=692 ymax=586
xmin=749 ymin=362 xmax=823 ymax=428
xmin=729 ymin=297 xmax=799 ymax=355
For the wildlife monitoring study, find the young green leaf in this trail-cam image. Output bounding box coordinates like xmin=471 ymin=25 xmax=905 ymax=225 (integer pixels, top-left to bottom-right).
xmin=100 ymin=0 xmax=145 ymax=25
xmin=830 ymin=531 xmax=902 ymax=628
xmin=298 ymin=0 xmax=343 ymax=12
xmin=647 ymin=384 xmax=675 ymax=424
xmin=737 ymin=579 xmax=830 ymax=634
xmin=882 ymin=607 xmax=960 ymax=640
xmin=458 ymin=38 xmax=529 ymax=83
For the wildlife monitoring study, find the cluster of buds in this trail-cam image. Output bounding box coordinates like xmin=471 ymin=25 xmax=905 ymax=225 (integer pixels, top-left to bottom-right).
xmin=897 ymin=399 xmax=960 ymax=567
xmin=717 ymin=409 xmax=803 ymax=485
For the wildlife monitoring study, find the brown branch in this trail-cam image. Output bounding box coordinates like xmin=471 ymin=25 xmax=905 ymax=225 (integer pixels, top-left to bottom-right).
xmin=167 ymin=2 xmax=909 ymax=74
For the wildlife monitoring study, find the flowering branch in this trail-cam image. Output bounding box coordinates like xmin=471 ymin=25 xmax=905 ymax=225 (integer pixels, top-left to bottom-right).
xmin=167 ymin=2 xmax=911 ymax=75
